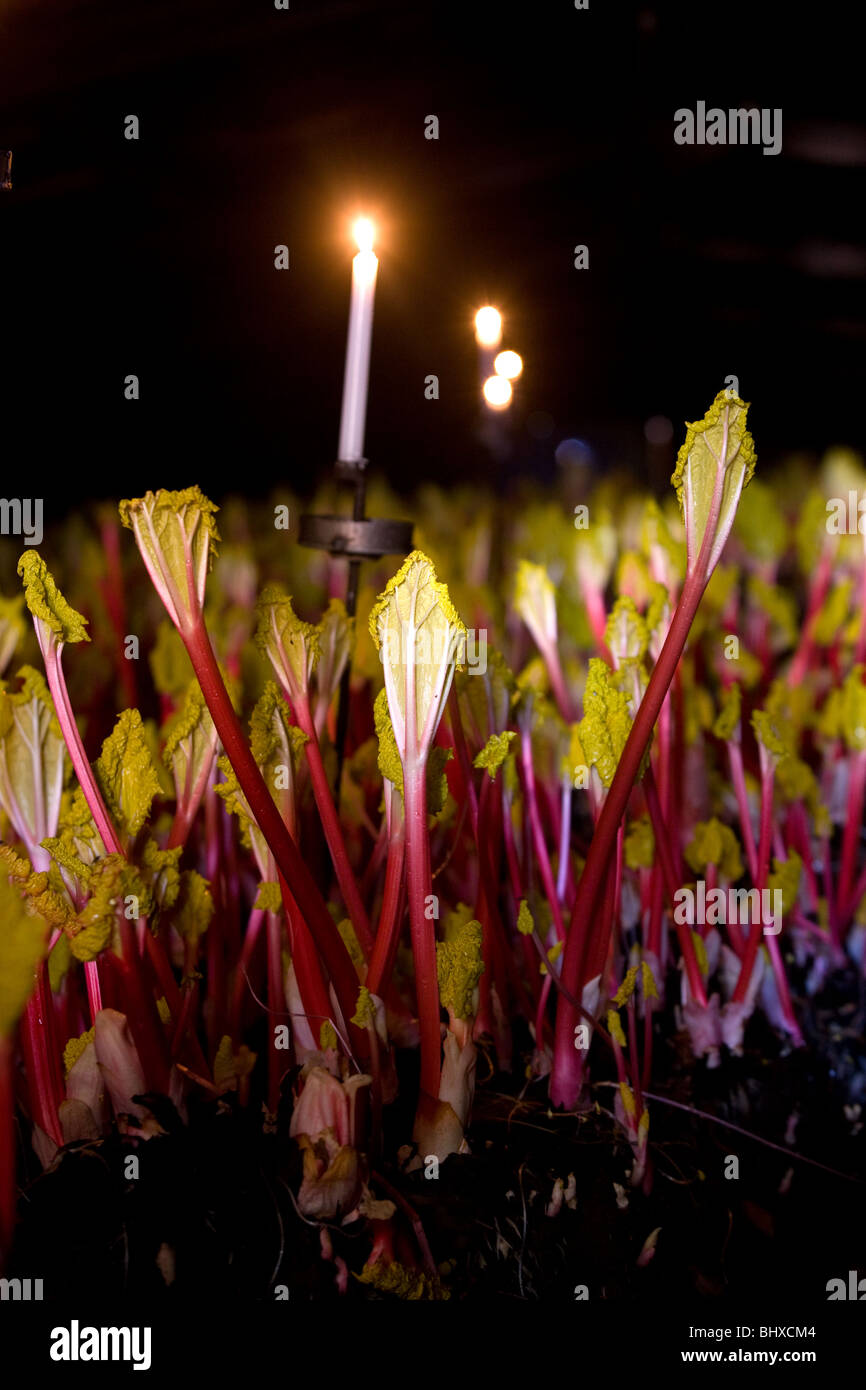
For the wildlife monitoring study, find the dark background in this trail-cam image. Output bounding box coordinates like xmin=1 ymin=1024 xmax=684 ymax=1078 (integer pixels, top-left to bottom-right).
xmin=2 ymin=0 xmax=863 ymax=511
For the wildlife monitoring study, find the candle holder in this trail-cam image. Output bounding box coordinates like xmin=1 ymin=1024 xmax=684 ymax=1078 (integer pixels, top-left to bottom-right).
xmin=298 ymin=457 xmax=413 ymax=790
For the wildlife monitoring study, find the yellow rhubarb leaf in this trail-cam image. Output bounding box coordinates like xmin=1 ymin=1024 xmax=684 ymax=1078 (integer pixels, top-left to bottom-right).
xmin=119 ymin=488 xmax=220 ymax=635
xmin=17 ymin=552 xmax=90 ymax=646
xmin=578 ymin=658 xmax=636 ymax=790
xmin=672 ymin=391 xmax=757 ymax=578
xmin=95 ymin=709 xmax=161 ymax=844
xmin=436 ymin=916 xmax=484 ymax=1020
xmin=369 ymin=551 xmax=466 ymax=764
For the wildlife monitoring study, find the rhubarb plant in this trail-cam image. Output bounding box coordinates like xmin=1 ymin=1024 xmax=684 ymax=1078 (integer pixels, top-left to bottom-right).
xmin=369 ymin=551 xmax=466 ymax=1111
xmin=551 ymin=391 xmax=757 ymax=1107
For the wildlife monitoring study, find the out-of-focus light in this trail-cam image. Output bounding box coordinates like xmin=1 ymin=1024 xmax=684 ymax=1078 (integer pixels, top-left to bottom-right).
xmin=483 ymin=375 xmax=512 ymax=409
xmin=353 ymin=218 xmax=375 ymax=253
xmin=475 ymin=306 xmax=503 ymax=347
xmin=644 ymin=415 xmax=673 ymax=445
xmin=555 ymin=437 xmax=592 ymax=467
xmin=494 ymin=350 xmax=523 ymax=380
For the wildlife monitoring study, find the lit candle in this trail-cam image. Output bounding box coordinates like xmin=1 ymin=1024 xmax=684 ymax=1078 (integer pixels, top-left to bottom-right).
xmin=474 ymin=306 xmax=502 ymax=349
xmin=338 ymin=218 xmax=378 ymax=463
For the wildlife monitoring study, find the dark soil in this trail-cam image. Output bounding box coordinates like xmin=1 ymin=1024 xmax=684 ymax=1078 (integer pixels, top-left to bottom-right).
xmin=9 ymin=964 xmax=866 ymax=1304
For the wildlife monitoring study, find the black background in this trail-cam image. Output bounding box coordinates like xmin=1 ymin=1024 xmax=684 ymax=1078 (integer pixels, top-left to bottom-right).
xmin=2 ymin=0 xmax=863 ymax=509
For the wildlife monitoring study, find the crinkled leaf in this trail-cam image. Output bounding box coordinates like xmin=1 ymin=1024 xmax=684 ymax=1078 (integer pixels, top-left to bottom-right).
xmin=436 ymin=917 xmax=484 ymax=1020
xmin=0 ymin=665 xmax=67 ymax=852
xmin=516 ymin=899 xmax=534 ymax=935
xmin=139 ymin=838 xmax=182 ymax=913
xmin=612 ymin=965 xmax=640 ymax=1008
xmin=684 ymin=818 xmax=743 ymax=882
xmin=671 ymin=391 xmax=757 ymax=578
xmin=69 ymin=855 xmax=147 ymax=961
xmin=119 ymin=488 xmax=220 ymax=633
xmin=374 ymin=686 xmax=404 ymax=791
xmin=624 ymin=815 xmax=654 ymax=870
xmin=751 ymin=708 xmax=791 ymax=763
xmin=369 ymin=551 xmax=466 ymax=765
xmin=426 ymin=745 xmax=453 ymax=818
xmin=173 ymin=869 xmax=214 ymax=943
xmin=351 ymin=985 xmax=376 ymax=1030
xmin=63 ymin=1025 xmax=95 ymax=1077
xmin=255 ymin=880 xmax=283 ymax=913
xmin=254 ymin=586 xmax=320 ymax=703
xmin=605 ymin=596 xmax=648 ymax=665
xmin=578 ymin=658 xmax=636 ymax=789
xmin=17 ymin=551 xmax=90 ymax=645
xmin=95 ymin=709 xmax=161 ymax=842
xmin=314 ymin=599 xmax=354 ymax=711
xmin=473 ymin=729 xmax=517 ymax=783
xmin=607 ymin=1009 xmax=627 ymax=1047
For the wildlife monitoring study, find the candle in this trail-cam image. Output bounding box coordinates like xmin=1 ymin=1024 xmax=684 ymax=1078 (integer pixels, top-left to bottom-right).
xmin=474 ymin=305 xmax=504 ymax=409
xmin=337 ymin=218 xmax=378 ymax=463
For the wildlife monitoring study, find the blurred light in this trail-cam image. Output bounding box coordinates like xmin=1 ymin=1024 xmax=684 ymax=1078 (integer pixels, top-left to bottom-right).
xmin=475 ymin=306 xmax=503 ymax=348
xmin=555 ymin=437 xmax=592 ymax=467
xmin=644 ymin=415 xmax=674 ymax=445
xmin=494 ymin=350 xmax=523 ymax=380
xmin=483 ymin=375 xmax=512 ymax=409
xmin=353 ymin=218 xmax=375 ymax=253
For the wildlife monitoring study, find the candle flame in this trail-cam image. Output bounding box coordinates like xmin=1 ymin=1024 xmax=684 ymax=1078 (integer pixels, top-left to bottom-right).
xmin=494 ymin=350 xmax=523 ymax=380
xmin=353 ymin=218 xmax=375 ymax=253
xmin=475 ymin=306 xmax=503 ymax=348
xmin=483 ymin=375 xmax=512 ymax=409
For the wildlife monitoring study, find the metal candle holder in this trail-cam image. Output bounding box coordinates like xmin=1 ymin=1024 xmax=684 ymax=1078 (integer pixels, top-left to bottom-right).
xmin=298 ymin=457 xmax=413 ymax=789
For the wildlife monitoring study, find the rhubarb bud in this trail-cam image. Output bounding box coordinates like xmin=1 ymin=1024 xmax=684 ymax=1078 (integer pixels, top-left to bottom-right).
xmin=17 ymin=551 xmax=90 ymax=655
xmin=118 ymin=488 xmax=220 ymax=637
xmin=672 ymin=390 xmax=757 ymax=580
xmin=369 ymin=551 xmax=466 ymax=766
xmin=0 ymin=667 xmax=67 ymax=859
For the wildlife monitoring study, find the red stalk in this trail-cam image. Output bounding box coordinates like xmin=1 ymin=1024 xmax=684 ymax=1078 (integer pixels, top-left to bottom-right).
xmin=404 ymin=753 xmax=441 ymax=1100
xmin=366 ymin=794 xmax=406 ymax=997
xmin=552 ymin=436 xmax=732 ymax=1105
xmin=731 ymin=756 xmax=775 ymax=1004
xmin=181 ymin=621 xmax=360 ymax=1027
xmin=292 ymin=691 xmax=373 ymax=957
xmin=19 ymin=964 xmax=65 ymax=1149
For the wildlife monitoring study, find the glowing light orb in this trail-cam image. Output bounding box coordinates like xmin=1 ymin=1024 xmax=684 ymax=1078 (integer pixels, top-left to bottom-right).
xmin=483 ymin=374 xmax=512 ymax=409
xmin=475 ymin=306 xmax=503 ymax=348
xmin=494 ymin=350 xmax=523 ymax=380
